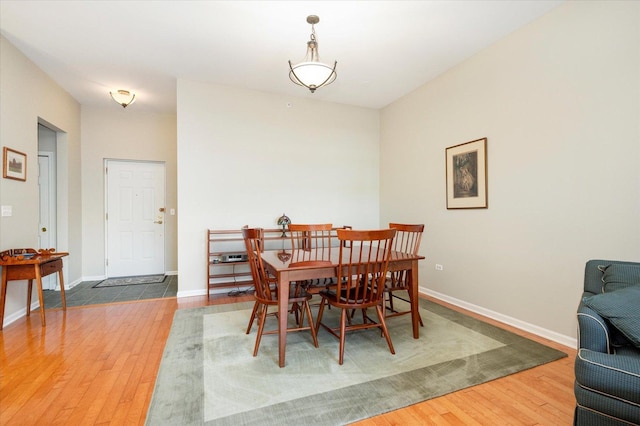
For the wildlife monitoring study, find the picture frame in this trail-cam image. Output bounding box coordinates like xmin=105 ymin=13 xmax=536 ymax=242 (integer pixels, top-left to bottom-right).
xmin=3 ymin=147 xmax=27 ymax=182
xmin=446 ymin=138 xmax=487 ymax=209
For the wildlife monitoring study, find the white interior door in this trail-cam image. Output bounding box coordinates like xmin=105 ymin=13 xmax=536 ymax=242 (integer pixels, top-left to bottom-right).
xmin=106 ymin=160 xmax=165 ymax=277
xmin=38 ymin=153 xmax=57 ymax=290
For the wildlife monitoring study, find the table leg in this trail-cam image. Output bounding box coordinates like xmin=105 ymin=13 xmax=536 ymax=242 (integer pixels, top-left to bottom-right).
xmin=58 ymin=270 xmax=67 ymax=310
xmin=27 ymin=279 xmax=33 ymax=316
xmin=35 ymin=266 xmax=46 ymax=327
xmin=277 ymin=270 xmax=291 ymax=368
xmin=0 ymin=268 xmax=7 ymax=330
xmin=410 ymin=259 xmax=419 ymax=339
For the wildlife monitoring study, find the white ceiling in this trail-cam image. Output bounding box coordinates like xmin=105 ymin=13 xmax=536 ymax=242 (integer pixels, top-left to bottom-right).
xmin=0 ymin=1 xmax=563 ymax=114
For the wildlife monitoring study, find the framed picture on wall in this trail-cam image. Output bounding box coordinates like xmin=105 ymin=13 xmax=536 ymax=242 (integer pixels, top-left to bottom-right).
xmin=446 ymin=138 xmax=487 ymax=209
xmin=3 ymin=147 xmax=27 ymax=182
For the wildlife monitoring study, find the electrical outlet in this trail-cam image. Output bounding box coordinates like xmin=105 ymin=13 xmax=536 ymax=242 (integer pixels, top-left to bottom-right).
xmin=435 ymin=264 xmax=443 ymax=271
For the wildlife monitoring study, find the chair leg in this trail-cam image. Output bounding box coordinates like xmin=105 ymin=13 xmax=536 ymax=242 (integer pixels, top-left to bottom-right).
xmin=253 ymin=303 xmax=268 ymax=357
xmin=315 ymin=297 xmax=327 ymax=332
xmin=405 ymin=274 xmax=424 ymax=327
xmin=404 ymin=291 xmax=424 ymax=327
xmin=361 ymin=308 xmax=368 ymax=324
xmin=246 ymin=301 xmax=259 ymax=334
xmin=385 ymin=289 xmax=425 ymax=327
xmin=375 ymin=305 xmax=395 ymax=355
xmin=387 ymin=289 xmax=395 ymax=313
xmin=290 ymin=302 xmax=301 ymax=326
xmin=290 ymin=283 xmax=301 ymax=324
xmin=381 ymin=291 xmax=388 ymax=318
xmin=339 ymin=308 xmax=347 ymax=365
xmin=304 ymin=300 xmax=319 ymax=348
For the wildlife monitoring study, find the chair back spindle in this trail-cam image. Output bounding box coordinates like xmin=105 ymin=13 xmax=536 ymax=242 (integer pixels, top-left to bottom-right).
xmin=389 ymin=223 xmax=424 ymax=256
xmin=289 ymin=223 xmax=333 ymax=262
xmin=242 ymin=227 xmax=272 ymax=301
xmin=335 ymin=228 xmax=396 ymax=307
xmin=384 ymin=223 xmax=425 ymax=324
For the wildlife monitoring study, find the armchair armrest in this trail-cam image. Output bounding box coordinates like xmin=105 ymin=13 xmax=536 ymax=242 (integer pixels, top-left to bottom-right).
xmin=577 ymin=302 xmax=611 ymax=353
xmin=575 ymin=348 xmax=640 ymax=405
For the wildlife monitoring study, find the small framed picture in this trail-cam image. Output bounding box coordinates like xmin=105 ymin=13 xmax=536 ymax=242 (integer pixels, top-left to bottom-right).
xmin=3 ymin=147 xmax=27 ymax=182
xmin=446 ymin=138 xmax=487 ymax=209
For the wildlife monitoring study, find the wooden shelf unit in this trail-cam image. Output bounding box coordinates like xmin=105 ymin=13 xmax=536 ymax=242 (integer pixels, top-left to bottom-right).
xmin=206 ymin=228 xmax=289 ymax=297
xmin=206 ymin=226 xmax=351 ymax=297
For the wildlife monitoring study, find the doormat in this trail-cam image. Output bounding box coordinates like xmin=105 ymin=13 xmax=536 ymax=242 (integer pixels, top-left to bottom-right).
xmin=93 ymin=274 xmax=166 ymax=288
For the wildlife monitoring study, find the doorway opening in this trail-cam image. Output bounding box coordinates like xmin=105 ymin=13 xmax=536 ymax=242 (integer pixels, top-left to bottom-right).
xmin=38 ymin=123 xmax=58 ymax=290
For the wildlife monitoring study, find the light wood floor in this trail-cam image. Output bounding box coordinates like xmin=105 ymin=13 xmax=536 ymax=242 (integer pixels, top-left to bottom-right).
xmin=0 ymin=294 xmax=576 ymax=425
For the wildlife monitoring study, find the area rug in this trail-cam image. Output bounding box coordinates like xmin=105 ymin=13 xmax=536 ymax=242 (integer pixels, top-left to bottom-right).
xmin=146 ymin=299 xmax=566 ymax=425
xmin=93 ymin=274 xmax=166 ymax=288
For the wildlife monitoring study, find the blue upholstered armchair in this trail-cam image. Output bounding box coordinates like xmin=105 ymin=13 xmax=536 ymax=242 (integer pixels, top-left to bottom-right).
xmin=575 ymin=260 xmax=640 ymax=425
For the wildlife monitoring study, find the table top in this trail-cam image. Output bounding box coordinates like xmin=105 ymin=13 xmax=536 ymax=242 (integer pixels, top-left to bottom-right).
xmin=261 ymin=247 xmax=423 ymax=273
xmin=0 ymin=248 xmax=69 ymax=266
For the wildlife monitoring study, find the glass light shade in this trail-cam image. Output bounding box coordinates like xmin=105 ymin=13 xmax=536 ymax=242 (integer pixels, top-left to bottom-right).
xmin=110 ymin=90 xmax=136 ymax=108
xmin=289 ymin=61 xmax=337 ymax=90
xmin=277 ymin=213 xmax=291 ymax=226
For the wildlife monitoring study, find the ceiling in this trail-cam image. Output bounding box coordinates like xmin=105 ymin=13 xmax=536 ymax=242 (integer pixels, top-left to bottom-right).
xmin=0 ymin=1 xmax=564 ymax=114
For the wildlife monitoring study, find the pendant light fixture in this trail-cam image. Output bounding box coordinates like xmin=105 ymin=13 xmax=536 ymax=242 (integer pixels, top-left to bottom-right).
xmin=109 ymin=89 xmax=136 ymax=108
xmin=288 ymin=15 xmax=337 ymax=93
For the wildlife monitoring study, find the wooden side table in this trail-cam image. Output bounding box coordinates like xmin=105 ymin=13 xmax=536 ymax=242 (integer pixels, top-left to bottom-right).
xmin=0 ymin=248 xmax=69 ymax=330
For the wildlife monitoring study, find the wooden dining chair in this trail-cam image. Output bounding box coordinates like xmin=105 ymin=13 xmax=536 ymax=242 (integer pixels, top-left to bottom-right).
xmin=315 ymin=228 xmax=397 ymax=365
xmin=289 ymin=223 xmax=333 ymax=254
xmin=384 ymin=223 xmax=425 ymax=326
xmin=242 ymin=227 xmax=318 ymax=357
xmin=288 ymin=223 xmax=334 ymax=290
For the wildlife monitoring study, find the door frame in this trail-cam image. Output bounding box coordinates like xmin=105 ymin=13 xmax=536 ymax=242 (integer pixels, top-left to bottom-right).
xmin=38 ymin=152 xmax=58 ymax=290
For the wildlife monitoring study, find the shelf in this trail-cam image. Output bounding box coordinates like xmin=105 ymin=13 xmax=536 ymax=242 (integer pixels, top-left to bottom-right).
xmin=209 ymin=271 xmax=252 ymax=279
xmin=206 ymin=226 xmax=350 ymax=297
xmin=206 ymin=228 xmax=285 ymax=297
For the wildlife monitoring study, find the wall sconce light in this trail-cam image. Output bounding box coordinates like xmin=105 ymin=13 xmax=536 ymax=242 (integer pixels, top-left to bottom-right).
xmin=109 ymin=90 xmax=136 ymax=108
xmin=288 ymin=15 xmax=337 ymax=93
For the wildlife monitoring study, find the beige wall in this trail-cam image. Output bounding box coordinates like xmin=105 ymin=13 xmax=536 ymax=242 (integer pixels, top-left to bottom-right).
xmin=380 ymin=1 xmax=640 ymax=345
xmin=0 ymin=35 xmax=82 ymax=324
xmin=80 ymin=106 xmax=178 ymax=278
xmin=176 ymin=81 xmax=380 ymax=297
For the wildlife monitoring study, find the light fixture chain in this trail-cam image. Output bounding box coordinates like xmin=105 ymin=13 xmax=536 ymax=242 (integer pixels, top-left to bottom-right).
xmin=310 ymin=23 xmax=316 ymax=41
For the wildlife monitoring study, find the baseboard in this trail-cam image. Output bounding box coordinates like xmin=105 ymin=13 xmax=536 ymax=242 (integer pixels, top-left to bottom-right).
xmin=82 ymin=275 xmax=106 ymax=282
xmin=2 ymin=300 xmax=41 ymax=328
xmin=421 ymin=287 xmax=577 ymax=350
xmin=2 ymin=282 xmax=576 ymax=350
xmin=82 ymin=271 xmax=176 ymax=283
xmin=2 ymin=277 xmax=84 ymax=327
xmin=177 ymin=289 xmax=208 ymax=298
xmin=66 ymin=277 xmax=83 ymax=289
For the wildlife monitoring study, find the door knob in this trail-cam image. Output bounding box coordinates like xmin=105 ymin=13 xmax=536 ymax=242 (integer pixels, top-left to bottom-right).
xmin=42 ymin=227 xmax=47 ymax=232
xmin=154 ymin=220 xmax=163 ymax=224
